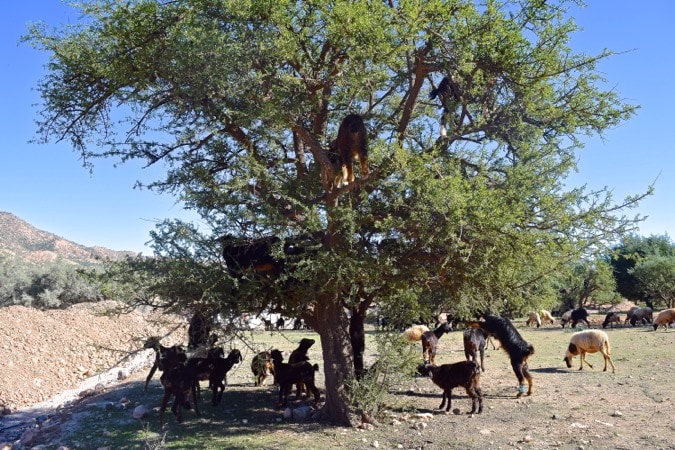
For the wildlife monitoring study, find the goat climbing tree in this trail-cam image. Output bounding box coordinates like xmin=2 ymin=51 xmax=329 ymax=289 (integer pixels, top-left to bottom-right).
xmin=27 ymin=0 xmax=648 ymax=425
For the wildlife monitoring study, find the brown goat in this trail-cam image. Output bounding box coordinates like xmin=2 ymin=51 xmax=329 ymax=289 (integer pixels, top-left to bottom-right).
xmin=333 ymin=113 xmax=369 ymax=186
xmin=417 ymin=360 xmax=483 ymax=414
xmin=251 ymin=350 xmax=275 ymax=386
xmin=421 ymin=322 xmax=453 ymax=365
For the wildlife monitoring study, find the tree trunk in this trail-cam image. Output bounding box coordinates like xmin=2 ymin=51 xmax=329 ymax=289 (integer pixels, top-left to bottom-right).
xmin=308 ymin=294 xmax=360 ymax=426
xmin=349 ymin=297 xmax=372 ymax=380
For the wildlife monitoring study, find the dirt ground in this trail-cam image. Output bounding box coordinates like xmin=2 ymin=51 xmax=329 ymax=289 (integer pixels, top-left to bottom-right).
xmin=1 ymin=303 xmax=674 ymax=449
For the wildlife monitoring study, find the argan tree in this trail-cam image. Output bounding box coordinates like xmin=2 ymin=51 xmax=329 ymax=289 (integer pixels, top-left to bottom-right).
xmin=26 ymin=0 xmax=648 ymax=425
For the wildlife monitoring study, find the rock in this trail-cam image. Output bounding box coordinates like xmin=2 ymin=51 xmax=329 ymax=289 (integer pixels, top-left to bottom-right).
xmin=452 ymin=408 xmax=461 ymax=415
xmin=283 ymin=408 xmax=293 ymax=419
xmin=611 ymin=411 xmax=623 ymax=417
xmin=414 ymin=422 xmax=427 ymax=430
xmin=132 ymin=405 xmax=149 ymax=419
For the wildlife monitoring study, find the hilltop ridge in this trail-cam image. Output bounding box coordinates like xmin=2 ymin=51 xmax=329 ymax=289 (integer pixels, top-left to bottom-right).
xmin=0 ymin=211 xmax=135 ymax=265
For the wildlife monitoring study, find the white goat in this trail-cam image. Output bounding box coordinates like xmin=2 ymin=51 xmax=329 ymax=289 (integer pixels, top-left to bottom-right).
xmin=653 ymin=308 xmax=675 ymax=331
xmin=540 ymin=310 xmax=555 ymax=326
xmin=563 ymin=330 xmax=616 ymax=373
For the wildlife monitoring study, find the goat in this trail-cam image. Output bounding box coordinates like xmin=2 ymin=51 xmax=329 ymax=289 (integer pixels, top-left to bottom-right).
xmin=563 ymin=330 xmax=616 ymax=373
xmin=602 ymin=312 xmax=622 ymax=329
xmin=184 ymin=346 xmax=233 ymax=402
xmin=417 ymin=361 xmax=483 ymax=414
xmin=624 ymin=306 xmax=640 ymax=325
xmin=276 ymin=317 xmax=285 ymax=330
xmin=288 ymin=338 xmax=316 ymax=397
xmin=540 ymin=310 xmax=555 ymax=326
xmin=421 ymin=322 xmax=453 ymax=365
xmin=467 ymin=313 xmax=535 ymax=397
xmin=525 ymin=312 xmax=541 ymax=328
xmin=561 ymin=308 xmax=590 ymax=328
xmin=158 ymin=363 xmax=199 ymax=427
xmin=629 ymin=307 xmax=653 ymax=326
xmin=251 ymin=350 xmax=275 ymax=386
xmin=332 ymin=113 xmax=369 ymax=186
xmin=270 ymin=349 xmax=321 ymax=407
xmin=187 ymin=310 xmax=213 ymax=351
xmin=143 ymin=336 xmax=186 ymax=391
xmin=401 ymin=324 xmax=430 ymax=343
xmin=653 ymin=308 xmax=675 ymax=330
xmin=463 ymin=328 xmax=487 ymax=372
xmin=209 ymin=349 xmax=243 ymax=406
xmin=429 ymin=76 xmax=457 ymax=138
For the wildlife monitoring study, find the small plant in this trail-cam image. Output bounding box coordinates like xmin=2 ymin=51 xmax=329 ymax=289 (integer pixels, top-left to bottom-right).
xmin=345 ymin=332 xmax=418 ymax=420
xmin=142 ymin=425 xmax=167 ymax=450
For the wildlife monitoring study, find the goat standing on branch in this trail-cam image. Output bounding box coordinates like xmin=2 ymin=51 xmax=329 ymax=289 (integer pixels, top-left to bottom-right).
xmin=332 ymin=113 xmax=369 ymax=187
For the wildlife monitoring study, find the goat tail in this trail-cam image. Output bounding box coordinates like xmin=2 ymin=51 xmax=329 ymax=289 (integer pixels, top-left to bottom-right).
xmin=604 ymin=339 xmax=612 ymax=356
xmin=527 ymin=344 xmax=535 ymax=357
xmin=313 ymin=363 xmax=319 ymax=372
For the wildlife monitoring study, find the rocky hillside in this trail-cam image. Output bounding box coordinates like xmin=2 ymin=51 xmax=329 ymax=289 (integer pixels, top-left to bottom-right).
xmin=0 ymin=212 xmax=135 ymax=265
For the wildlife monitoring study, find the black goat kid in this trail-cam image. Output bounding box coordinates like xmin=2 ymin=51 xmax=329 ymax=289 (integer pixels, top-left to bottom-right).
xmin=159 ymin=363 xmax=199 ymax=427
xmin=270 ymin=349 xmax=321 ymax=407
xmin=143 ymin=336 xmax=186 ymax=391
xmin=187 ymin=349 xmax=243 ymax=406
xmin=467 ymin=313 xmax=535 ymax=397
xmin=289 ymin=338 xmax=316 ymax=397
xmin=417 ymin=360 xmax=483 ymax=414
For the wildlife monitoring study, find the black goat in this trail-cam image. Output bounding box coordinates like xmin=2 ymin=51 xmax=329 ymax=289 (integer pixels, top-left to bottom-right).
xmin=561 ymin=308 xmax=590 ymax=328
xmin=270 ymin=349 xmax=321 ymax=407
xmin=209 ymin=349 xmax=243 ymax=406
xmin=421 ymin=322 xmax=453 ymax=365
xmin=417 ymin=361 xmax=483 ymax=414
xmin=463 ymin=328 xmax=487 ymax=372
xmin=187 ymin=311 xmax=214 ymax=351
xmin=629 ymin=307 xmax=653 ymax=326
xmin=159 ymin=363 xmax=199 ymax=427
xmin=143 ymin=336 xmax=186 ymax=391
xmin=289 ymin=338 xmax=316 ymax=397
xmin=467 ymin=313 xmax=535 ymax=397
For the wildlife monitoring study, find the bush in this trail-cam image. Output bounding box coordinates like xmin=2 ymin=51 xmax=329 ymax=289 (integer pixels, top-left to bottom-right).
xmin=345 ymin=332 xmax=418 ymax=420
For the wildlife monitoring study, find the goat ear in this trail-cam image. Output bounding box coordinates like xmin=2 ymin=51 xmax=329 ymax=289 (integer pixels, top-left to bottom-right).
xmin=567 ymin=343 xmax=577 ymax=354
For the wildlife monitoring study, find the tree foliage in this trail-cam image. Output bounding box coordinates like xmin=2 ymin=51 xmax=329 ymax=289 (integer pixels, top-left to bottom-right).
xmin=0 ymin=255 xmax=103 ymax=309
xmin=607 ymin=234 xmax=674 ymax=302
xmin=26 ymin=0 xmax=649 ymax=424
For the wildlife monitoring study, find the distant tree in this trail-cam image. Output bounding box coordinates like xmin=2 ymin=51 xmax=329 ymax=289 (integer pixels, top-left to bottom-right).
xmin=557 ymin=258 xmax=620 ymax=310
xmin=630 ymin=256 xmax=675 ymax=308
xmin=608 ymin=234 xmax=674 ymax=302
xmin=26 ymin=0 xmax=649 ymax=424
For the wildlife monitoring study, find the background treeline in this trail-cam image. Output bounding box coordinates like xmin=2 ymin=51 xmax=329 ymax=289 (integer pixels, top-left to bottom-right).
xmin=1 ymin=233 xmax=673 ymax=312
xmin=0 ymin=256 xmax=104 ymax=309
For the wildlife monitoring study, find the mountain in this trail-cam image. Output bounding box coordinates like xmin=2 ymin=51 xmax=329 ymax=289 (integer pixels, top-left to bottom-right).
xmin=0 ymin=211 xmax=135 ymax=265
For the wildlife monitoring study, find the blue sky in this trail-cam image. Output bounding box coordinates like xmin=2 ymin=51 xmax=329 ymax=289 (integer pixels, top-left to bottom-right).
xmin=1 ymin=2 xmax=673 ymax=254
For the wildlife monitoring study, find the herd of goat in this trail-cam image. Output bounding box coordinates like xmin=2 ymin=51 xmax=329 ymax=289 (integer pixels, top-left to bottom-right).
xmin=145 ymin=306 xmax=675 ymax=426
